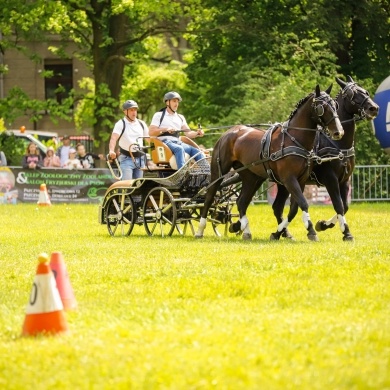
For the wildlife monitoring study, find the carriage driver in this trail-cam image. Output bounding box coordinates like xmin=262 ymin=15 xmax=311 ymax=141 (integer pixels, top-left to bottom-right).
xmin=108 ymin=100 xmax=149 ymax=180
xmin=149 ymin=91 xmax=205 ymax=169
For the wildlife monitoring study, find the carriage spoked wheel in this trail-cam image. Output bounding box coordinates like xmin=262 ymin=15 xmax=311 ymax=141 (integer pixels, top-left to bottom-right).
xmin=105 ymin=193 xmax=136 ymax=237
xmin=143 ymin=187 xmax=177 ymax=237
xmin=175 ymin=207 xmax=198 ymax=236
xmin=210 ymin=201 xmax=238 ymax=237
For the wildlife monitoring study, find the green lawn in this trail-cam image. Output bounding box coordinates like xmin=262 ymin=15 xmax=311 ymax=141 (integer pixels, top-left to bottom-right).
xmin=0 ymin=202 xmax=389 ymax=389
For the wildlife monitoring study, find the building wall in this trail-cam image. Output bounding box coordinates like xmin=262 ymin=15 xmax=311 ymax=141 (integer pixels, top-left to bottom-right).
xmin=2 ymin=38 xmax=93 ymax=137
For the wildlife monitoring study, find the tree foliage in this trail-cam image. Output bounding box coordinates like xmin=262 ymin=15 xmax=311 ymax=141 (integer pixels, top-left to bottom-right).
xmin=184 ymin=0 xmax=390 ymax=159
xmin=0 ymin=132 xmax=26 ymax=166
xmin=0 ymin=0 xmax=389 ymax=162
xmin=1 ymin=0 xmax=195 ymax=149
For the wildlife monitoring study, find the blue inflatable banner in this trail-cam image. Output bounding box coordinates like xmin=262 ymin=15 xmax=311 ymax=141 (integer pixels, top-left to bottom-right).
xmin=372 ymin=75 xmax=390 ymax=154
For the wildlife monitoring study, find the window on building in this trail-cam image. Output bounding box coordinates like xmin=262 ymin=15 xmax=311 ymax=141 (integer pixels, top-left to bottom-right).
xmin=44 ymin=62 xmax=73 ymax=104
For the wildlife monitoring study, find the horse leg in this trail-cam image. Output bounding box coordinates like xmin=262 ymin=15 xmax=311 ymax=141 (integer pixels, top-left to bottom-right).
xmin=314 ymin=178 xmax=353 ymax=241
xmin=284 ymin=179 xmax=318 ymax=241
xmin=339 ymin=181 xmax=353 ymax=241
xmin=229 ymin=177 xmax=262 ymax=240
xmin=229 ymin=191 xmax=243 ymax=233
xmin=195 ymin=178 xmax=223 ymax=238
xmin=270 ymin=184 xmax=295 ymax=240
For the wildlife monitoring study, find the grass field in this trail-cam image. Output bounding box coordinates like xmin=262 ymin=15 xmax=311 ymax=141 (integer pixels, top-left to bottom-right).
xmin=0 ymin=202 xmax=389 ymax=389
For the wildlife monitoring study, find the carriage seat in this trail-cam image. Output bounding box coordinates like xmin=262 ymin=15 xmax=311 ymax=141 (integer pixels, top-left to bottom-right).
xmin=149 ymin=136 xmax=200 ymax=170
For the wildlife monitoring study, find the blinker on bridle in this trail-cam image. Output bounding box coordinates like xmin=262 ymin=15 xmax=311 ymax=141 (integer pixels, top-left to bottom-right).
xmin=312 ymin=95 xmax=339 ymax=127
xmin=342 ymin=83 xmax=370 ymax=117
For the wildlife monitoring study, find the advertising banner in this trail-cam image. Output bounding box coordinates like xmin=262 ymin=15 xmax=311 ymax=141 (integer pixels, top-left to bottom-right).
xmin=0 ymin=167 xmax=116 ymax=204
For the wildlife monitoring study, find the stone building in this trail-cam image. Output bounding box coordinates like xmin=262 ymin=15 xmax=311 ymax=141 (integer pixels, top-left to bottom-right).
xmin=1 ymin=37 xmax=92 ymax=137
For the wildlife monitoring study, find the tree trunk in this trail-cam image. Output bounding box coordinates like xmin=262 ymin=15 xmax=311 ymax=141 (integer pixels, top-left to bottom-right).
xmin=91 ymin=11 xmax=129 ymax=157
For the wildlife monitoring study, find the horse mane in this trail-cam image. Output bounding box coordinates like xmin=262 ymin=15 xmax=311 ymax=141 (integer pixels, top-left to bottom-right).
xmin=287 ymin=92 xmax=315 ymax=121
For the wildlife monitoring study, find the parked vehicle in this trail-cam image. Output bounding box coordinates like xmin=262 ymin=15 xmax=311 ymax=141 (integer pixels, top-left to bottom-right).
xmin=6 ymin=129 xmax=59 ymax=158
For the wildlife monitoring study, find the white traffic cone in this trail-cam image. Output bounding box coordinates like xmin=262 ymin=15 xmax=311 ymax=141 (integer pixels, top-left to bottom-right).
xmin=37 ymin=183 xmax=51 ymax=206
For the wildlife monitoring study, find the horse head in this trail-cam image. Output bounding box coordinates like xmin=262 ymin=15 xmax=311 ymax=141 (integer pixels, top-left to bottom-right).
xmin=312 ymin=84 xmax=344 ymax=140
xmin=335 ymin=76 xmax=379 ymax=120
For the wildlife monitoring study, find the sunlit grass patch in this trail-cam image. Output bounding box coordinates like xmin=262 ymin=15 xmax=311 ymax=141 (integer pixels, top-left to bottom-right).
xmin=0 ymin=202 xmax=389 ymax=389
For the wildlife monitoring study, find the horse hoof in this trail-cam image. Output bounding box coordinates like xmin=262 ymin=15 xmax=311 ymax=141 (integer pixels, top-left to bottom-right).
xmin=315 ymin=221 xmax=335 ymax=232
xmin=308 ymin=234 xmax=319 ymax=242
xmin=281 ymin=230 xmax=295 ymax=240
xmin=229 ymin=221 xmax=241 ymax=233
xmin=270 ymin=232 xmax=280 ymax=241
xmin=343 ymin=234 xmax=354 ymax=242
xmin=242 ymin=233 xmax=252 ymax=240
xmin=194 ymin=234 xmax=203 ymax=239
xmin=315 ymin=220 xmax=325 ymax=232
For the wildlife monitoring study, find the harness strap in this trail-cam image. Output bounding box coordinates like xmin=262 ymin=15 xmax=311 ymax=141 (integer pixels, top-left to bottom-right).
xmin=210 ymin=124 xmax=317 ymax=191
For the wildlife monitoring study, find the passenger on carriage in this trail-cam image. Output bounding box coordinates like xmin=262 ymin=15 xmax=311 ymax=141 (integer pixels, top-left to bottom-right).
xmin=108 ymin=100 xmax=149 ymax=180
xmin=149 ymin=91 xmax=205 ymax=170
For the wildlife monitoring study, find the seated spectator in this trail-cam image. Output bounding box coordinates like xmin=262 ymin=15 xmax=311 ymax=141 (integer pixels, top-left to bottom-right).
xmin=63 ymin=148 xmax=82 ymax=170
xmin=43 ymin=147 xmax=61 ymax=168
xmin=0 ymin=150 xmax=7 ymax=166
xmin=76 ymin=143 xmax=104 ymax=169
xmin=22 ymin=142 xmax=43 ymax=169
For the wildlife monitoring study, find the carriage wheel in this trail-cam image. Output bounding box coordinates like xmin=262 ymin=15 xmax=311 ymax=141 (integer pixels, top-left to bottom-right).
xmin=143 ymin=187 xmax=177 ymax=237
xmin=105 ymin=193 xmax=136 ymax=237
xmin=174 ymin=205 xmax=199 ymax=236
xmin=210 ymin=201 xmax=238 ymax=237
xmin=175 ymin=210 xmax=197 ymax=236
xmin=177 ymin=219 xmax=196 ymax=236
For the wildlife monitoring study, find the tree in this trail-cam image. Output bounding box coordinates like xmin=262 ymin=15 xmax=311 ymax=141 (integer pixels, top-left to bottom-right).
xmin=0 ymin=0 xmax=197 ymax=151
xmin=183 ymin=0 xmax=390 ymax=160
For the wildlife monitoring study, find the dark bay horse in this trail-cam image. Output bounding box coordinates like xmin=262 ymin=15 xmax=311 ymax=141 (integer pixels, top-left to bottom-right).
xmin=195 ymin=85 xmax=344 ymax=241
xmin=271 ymin=76 xmax=379 ymax=241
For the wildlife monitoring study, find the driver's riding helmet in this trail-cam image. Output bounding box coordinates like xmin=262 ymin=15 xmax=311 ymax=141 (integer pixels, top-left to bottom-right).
xmin=163 ymin=91 xmax=182 ymax=103
xmin=122 ymin=100 xmax=139 ymax=110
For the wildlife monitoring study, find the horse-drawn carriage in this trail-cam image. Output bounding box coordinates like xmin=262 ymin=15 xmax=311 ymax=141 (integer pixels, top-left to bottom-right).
xmin=99 ymin=77 xmax=379 ymax=241
xmin=98 ymin=135 xmax=241 ymax=237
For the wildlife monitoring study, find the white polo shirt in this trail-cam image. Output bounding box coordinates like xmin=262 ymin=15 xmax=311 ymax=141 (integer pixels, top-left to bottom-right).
xmin=112 ymin=117 xmax=148 ymax=152
xmin=150 ymin=110 xmax=188 ymax=140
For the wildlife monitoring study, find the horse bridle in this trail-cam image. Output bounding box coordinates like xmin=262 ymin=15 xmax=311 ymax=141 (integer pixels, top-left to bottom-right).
xmin=341 ymin=83 xmax=370 ymax=119
xmin=311 ymin=94 xmax=340 ymax=127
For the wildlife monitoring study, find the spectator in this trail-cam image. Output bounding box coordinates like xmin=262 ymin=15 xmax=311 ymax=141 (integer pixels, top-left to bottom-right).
xmin=22 ymin=142 xmax=43 ymax=169
xmin=76 ymin=143 xmax=104 ymax=169
xmin=56 ymin=135 xmax=73 ymax=167
xmin=63 ymin=148 xmax=82 ymax=170
xmin=43 ymin=147 xmax=61 ymax=168
xmin=0 ymin=150 xmax=7 ymax=166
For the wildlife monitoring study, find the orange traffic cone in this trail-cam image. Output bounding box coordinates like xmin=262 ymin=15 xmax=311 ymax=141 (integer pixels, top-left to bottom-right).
xmin=37 ymin=183 xmax=51 ymax=206
xmin=22 ymin=253 xmax=68 ymax=336
xmin=50 ymin=252 xmax=77 ymax=311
